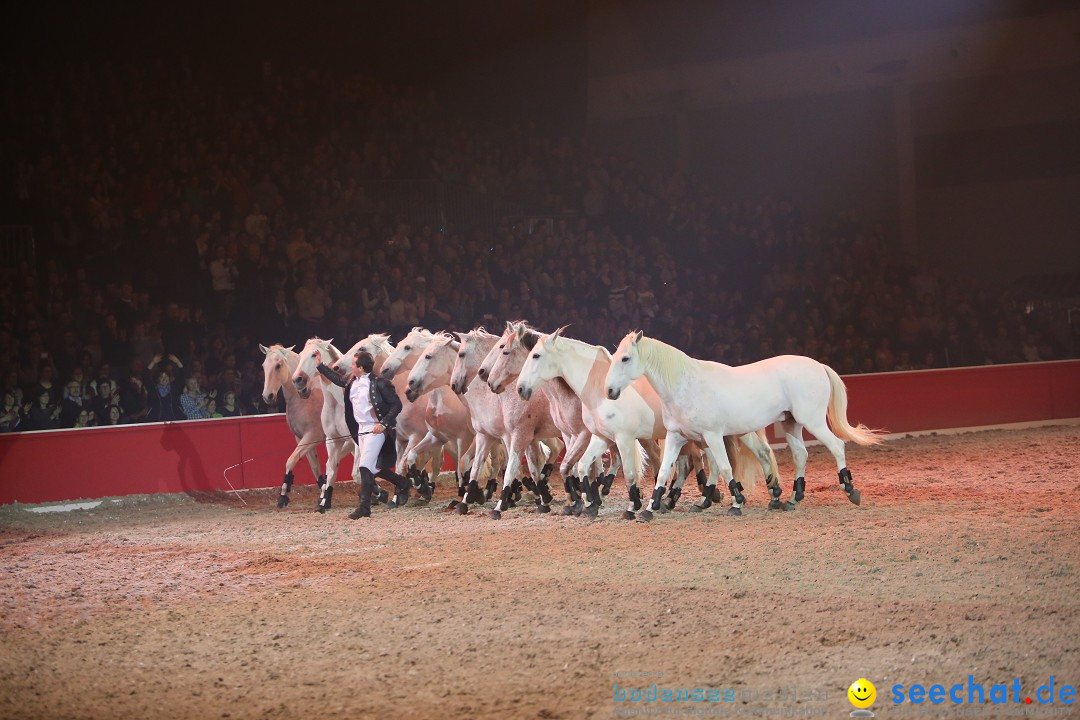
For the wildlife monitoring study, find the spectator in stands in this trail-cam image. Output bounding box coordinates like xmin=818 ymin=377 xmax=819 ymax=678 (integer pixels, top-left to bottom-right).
xmin=26 ymin=390 xmax=61 ymax=431
xmin=295 ymin=270 xmax=332 ymax=337
xmin=0 ymin=392 xmax=22 ymax=432
xmin=145 ymin=369 xmax=183 ymax=423
xmin=180 ymin=376 xmax=211 ymax=420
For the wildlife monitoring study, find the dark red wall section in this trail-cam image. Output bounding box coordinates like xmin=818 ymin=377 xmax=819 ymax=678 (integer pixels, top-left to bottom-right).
xmin=1 ymin=360 xmax=1077 ymax=505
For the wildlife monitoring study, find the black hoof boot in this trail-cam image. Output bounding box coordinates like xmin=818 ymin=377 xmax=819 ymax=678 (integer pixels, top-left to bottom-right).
xmin=638 ymin=509 xmax=654 ymax=522
xmin=582 ymin=503 xmax=599 ymax=519
xmin=317 ymin=486 xmax=334 ymax=513
xmin=711 ymin=487 xmax=725 ymax=504
xmin=536 ymin=478 xmax=554 ymax=507
xmin=278 ymin=471 xmax=294 ymax=508
xmin=511 ymin=478 xmax=523 ymax=503
xmin=627 ymin=485 xmax=642 ymax=512
xmin=316 ymin=474 xmax=327 ymax=489
xmin=277 ymin=493 xmax=290 ymax=509
xmin=560 ymin=499 xmax=583 ymax=516
xmin=521 ymin=477 xmax=538 ymax=495
xmin=784 ymin=477 xmax=805 ymax=510
xmin=455 ymin=502 xmax=469 ymax=515
xmin=695 ymin=468 xmax=707 ymax=495
xmin=727 ymin=506 xmax=743 ymax=516
xmin=484 ymin=478 xmax=498 ymax=502
xmin=537 ymin=504 xmax=551 ymax=514
xmin=489 ymin=509 xmax=502 ymax=520
xmin=622 ymin=510 xmax=636 ymax=520
xmin=562 ymin=475 xmax=580 ymax=504
xmin=664 ymin=487 xmax=682 ymax=511
xmin=689 ymin=495 xmax=712 ymax=513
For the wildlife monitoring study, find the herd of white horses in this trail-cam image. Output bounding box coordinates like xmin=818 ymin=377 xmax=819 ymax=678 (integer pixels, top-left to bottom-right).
xmin=259 ymin=322 xmax=881 ymax=521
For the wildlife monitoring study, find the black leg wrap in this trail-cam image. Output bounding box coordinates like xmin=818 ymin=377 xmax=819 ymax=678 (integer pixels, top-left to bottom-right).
xmin=316 ymin=474 xmax=327 ymax=488
xmin=665 ymin=486 xmax=682 ymax=510
xmin=571 ymin=476 xmax=582 ymax=493
xmin=727 ymin=478 xmax=746 ymax=505
xmin=599 ymin=473 xmax=615 ymax=496
xmin=696 ymin=468 xmax=707 ymax=492
xmin=498 ymin=484 xmax=514 ymax=508
xmin=457 ymin=481 xmax=467 ymax=499
xmin=462 ymin=468 xmax=471 ymax=484
xmin=521 ymin=477 xmax=537 ymax=494
xmin=283 ymin=471 xmax=294 ymax=493
xmin=540 ymin=463 xmax=553 ymax=481
xmin=563 ymin=476 xmax=580 ymax=502
xmin=484 ymin=478 xmax=498 ymax=501
xmin=537 ymin=478 xmax=553 ymax=505
xmin=466 ymin=479 xmax=486 ymax=505
xmin=794 ymin=477 xmax=806 ymax=502
xmin=838 ymin=467 xmax=853 ymax=493
xmin=769 ymin=477 xmax=781 ymax=498
xmin=627 ymin=484 xmax=642 ymax=511
xmin=649 ymin=486 xmax=665 ymax=511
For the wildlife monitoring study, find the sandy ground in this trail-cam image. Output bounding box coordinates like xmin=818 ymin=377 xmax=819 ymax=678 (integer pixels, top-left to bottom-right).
xmin=1 ymin=423 xmax=1078 ymax=720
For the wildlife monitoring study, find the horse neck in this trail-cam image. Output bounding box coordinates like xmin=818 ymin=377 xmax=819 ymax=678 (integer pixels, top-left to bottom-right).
xmin=555 ymin=339 xmax=610 ymax=407
xmin=639 ymin=337 xmax=698 ymax=404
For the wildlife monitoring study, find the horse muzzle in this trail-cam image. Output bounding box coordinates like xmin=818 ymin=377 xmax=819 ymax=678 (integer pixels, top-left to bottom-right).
xmin=405 ymin=388 xmax=419 ymax=402
xmin=517 ymin=386 xmax=532 ymax=401
xmin=489 ymin=380 xmax=505 ymax=394
xmin=263 ymin=391 xmax=276 ymax=404
xmin=477 ymin=367 xmax=489 ymax=381
xmin=606 ymin=387 xmax=621 ymax=400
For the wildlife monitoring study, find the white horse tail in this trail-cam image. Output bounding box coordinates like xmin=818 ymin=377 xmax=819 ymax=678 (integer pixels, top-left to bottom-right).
xmin=726 ymin=435 xmax=758 ymax=495
xmin=630 ymin=439 xmax=650 ymax=482
xmin=823 ymin=365 xmax=883 ymax=446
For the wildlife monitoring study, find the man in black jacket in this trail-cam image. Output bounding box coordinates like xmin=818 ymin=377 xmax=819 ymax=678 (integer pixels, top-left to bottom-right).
xmin=314 ymin=349 xmax=412 ymax=518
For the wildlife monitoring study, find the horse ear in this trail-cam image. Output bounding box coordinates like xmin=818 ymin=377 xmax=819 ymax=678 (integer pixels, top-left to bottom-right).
xmin=550 ymin=325 xmax=569 ymax=344
xmin=259 ymin=344 xmax=269 ymax=355
xmin=633 ymin=330 xmax=643 ymax=344
xmin=326 ymin=338 xmax=334 ymax=345
xmin=285 ymin=345 xmax=295 ymax=352
xmin=450 ymin=331 xmax=463 ymax=343
xmin=515 ymin=323 xmax=527 ymax=339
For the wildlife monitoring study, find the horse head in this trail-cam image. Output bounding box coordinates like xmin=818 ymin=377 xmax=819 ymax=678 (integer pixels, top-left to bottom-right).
xmin=605 ymin=330 xmax=645 ymax=400
xmin=485 ymin=320 xmax=534 ymax=394
xmin=516 ymin=325 xmax=568 ymax=401
xmin=292 ymin=337 xmax=338 ymax=399
xmin=405 ymin=333 xmax=458 ymax=402
xmin=260 ymin=343 xmax=295 ymax=404
xmin=336 ymin=333 xmax=393 ymax=376
xmin=450 ymin=328 xmax=498 ymax=395
xmin=381 ymin=327 xmax=433 ymax=380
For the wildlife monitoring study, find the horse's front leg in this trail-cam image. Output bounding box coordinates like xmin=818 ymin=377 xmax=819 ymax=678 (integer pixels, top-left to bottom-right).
xmin=615 ymin=435 xmax=644 ymax=521
xmin=698 ymin=432 xmax=740 ymax=516
xmin=455 ymin=433 xmax=493 ymax=514
xmin=572 ymin=435 xmax=611 ymax=518
xmin=739 ymin=430 xmax=783 ymax=509
xmin=640 ymin=432 xmax=687 ymax=522
xmin=522 ymin=439 xmax=555 ymax=513
xmin=317 ymin=438 xmax=350 ymax=513
xmin=278 ymin=437 xmax=309 ymax=509
xmin=489 ymin=435 xmax=528 ymax=520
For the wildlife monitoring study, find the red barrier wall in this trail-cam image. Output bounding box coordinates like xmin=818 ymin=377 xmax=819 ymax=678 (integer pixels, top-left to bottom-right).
xmin=1 ymin=360 xmax=1077 ymax=505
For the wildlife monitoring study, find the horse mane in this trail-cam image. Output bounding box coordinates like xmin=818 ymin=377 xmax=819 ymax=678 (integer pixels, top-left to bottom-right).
xmin=547 ymin=332 xmax=611 ymax=361
xmin=469 ymin=326 xmax=498 ymax=340
xmin=310 ymin=337 xmax=342 ymax=361
xmin=635 ymin=334 xmax=698 ymax=388
xmin=512 ymin=321 xmax=543 ymax=350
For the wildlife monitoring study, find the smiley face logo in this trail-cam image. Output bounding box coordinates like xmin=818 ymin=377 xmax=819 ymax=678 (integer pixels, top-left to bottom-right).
xmin=848 ymin=678 xmax=876 ymax=709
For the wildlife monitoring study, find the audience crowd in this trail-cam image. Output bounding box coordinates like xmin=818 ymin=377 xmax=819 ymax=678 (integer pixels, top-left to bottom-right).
xmin=1 ymin=60 xmax=1075 ymax=432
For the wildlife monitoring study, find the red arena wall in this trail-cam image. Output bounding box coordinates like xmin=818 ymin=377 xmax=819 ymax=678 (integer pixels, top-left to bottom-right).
xmin=1 ymin=360 xmax=1077 ymax=505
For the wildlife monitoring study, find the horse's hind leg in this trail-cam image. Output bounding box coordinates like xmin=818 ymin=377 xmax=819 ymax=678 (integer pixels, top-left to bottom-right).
xmin=615 ymin=435 xmax=643 ymax=521
xmin=781 ymin=420 xmax=809 ymax=510
xmin=739 ymin=431 xmax=783 ymax=509
xmin=799 ymin=417 xmax=861 ymax=505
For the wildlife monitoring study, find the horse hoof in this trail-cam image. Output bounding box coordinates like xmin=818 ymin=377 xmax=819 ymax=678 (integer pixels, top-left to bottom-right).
xmin=782 ymin=500 xmax=799 ymax=511
xmin=710 ymin=488 xmax=724 ymax=503
xmin=455 ymin=503 xmax=469 ymax=515
xmin=536 ymin=504 xmax=551 ymax=514
xmin=446 ymin=499 xmax=460 ymax=511
xmin=559 ymin=504 xmax=575 ymax=516
xmin=582 ymin=505 xmax=598 ymax=520
xmin=656 ymin=503 xmax=670 ymax=514
xmin=276 ymin=494 xmax=289 ymax=509
xmin=848 ymin=489 xmax=861 ymax=506
xmin=489 ymin=509 xmax=502 ymax=520
xmin=317 ymin=505 xmax=327 ymax=514
xmin=727 ymin=506 xmax=743 ymax=517
xmin=664 ymin=498 xmax=677 ymax=511
xmin=768 ymin=499 xmax=783 ymax=510
xmin=375 ymin=489 xmax=389 ymax=505
xmin=637 ymin=510 xmax=654 ymax=523
xmin=621 ymin=510 xmax=636 ymax=521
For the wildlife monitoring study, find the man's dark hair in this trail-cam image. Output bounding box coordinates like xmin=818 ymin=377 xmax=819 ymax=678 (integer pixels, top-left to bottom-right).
xmin=354 ymin=351 xmax=375 ymax=373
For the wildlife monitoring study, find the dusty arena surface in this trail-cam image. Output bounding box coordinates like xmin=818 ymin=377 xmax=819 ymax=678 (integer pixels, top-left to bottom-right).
xmin=1 ymin=424 xmax=1078 ymax=720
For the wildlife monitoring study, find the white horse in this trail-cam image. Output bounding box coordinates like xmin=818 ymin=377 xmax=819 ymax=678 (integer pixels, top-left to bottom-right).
xmin=515 ymin=327 xmax=777 ymax=519
xmin=291 ymin=338 xmax=357 ymax=513
xmin=373 ymin=328 xmax=477 ymax=502
xmin=479 ymin=322 xmax=602 ymax=510
xmin=260 ymin=344 xmax=327 ymax=508
xmin=605 ymin=332 xmax=882 ymax=511
xmin=417 ymin=328 xmax=562 ymax=518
